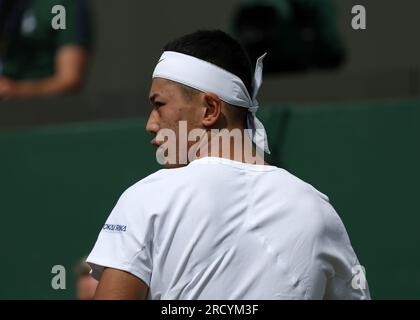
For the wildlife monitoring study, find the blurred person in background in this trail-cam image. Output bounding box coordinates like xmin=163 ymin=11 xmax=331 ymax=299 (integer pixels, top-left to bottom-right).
xmin=0 ymin=0 xmax=92 ymax=99
xmin=232 ymin=0 xmax=346 ymax=73
xmin=75 ymin=259 xmax=98 ymax=300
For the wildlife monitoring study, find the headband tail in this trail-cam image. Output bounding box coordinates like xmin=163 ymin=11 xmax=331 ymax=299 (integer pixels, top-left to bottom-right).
xmin=249 ymin=53 xmax=271 ymax=154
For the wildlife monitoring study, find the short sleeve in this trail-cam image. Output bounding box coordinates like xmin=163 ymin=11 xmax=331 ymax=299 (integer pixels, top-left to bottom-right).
xmin=307 ymin=199 xmax=371 ymax=300
xmin=86 ymin=187 xmax=153 ymax=287
xmin=54 ymin=0 xmax=92 ymax=50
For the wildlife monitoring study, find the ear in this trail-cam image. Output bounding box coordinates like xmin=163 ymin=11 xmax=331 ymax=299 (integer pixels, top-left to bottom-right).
xmin=202 ymin=92 xmax=222 ymax=128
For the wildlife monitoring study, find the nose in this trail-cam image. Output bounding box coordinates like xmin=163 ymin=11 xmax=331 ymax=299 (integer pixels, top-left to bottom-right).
xmin=146 ymin=110 xmax=160 ymax=135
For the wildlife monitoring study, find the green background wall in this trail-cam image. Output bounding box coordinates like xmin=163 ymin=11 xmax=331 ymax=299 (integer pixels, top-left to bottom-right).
xmin=0 ymin=99 xmax=419 ymax=299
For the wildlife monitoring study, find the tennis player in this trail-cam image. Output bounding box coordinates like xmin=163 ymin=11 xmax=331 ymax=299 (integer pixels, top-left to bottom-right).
xmin=86 ymin=30 xmax=370 ymax=300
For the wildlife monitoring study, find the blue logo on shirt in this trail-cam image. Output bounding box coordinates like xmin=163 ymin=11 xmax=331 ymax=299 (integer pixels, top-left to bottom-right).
xmin=102 ymin=224 xmax=127 ymax=232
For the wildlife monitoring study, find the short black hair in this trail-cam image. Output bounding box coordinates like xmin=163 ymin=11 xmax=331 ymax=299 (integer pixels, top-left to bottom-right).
xmin=163 ymin=30 xmax=254 ymax=96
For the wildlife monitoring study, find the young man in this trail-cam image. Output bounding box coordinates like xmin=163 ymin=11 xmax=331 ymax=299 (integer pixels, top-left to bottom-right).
xmin=87 ymin=30 xmax=370 ymax=300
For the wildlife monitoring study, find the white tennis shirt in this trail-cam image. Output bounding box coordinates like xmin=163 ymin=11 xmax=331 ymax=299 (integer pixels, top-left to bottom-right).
xmin=87 ymin=157 xmax=370 ymax=299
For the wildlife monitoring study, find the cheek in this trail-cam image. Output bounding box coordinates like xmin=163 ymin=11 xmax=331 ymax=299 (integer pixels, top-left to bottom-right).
xmin=189 ymin=102 xmax=204 ymax=125
xmin=160 ymin=104 xmax=184 ymax=129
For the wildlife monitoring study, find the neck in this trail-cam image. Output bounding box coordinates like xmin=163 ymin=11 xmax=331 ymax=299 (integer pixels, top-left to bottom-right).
xmin=191 ymin=126 xmax=268 ymax=165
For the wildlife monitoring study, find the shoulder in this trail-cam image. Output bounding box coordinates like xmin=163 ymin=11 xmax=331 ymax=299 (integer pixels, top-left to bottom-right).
xmin=274 ymin=168 xmax=329 ymax=201
xmin=276 ymin=169 xmax=345 ymax=238
xmin=118 ymin=166 xmax=193 ymax=204
xmin=130 ymin=166 xmax=191 ymax=189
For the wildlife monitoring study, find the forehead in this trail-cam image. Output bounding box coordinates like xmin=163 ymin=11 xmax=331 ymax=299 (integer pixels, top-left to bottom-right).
xmin=149 ymin=78 xmax=180 ymax=99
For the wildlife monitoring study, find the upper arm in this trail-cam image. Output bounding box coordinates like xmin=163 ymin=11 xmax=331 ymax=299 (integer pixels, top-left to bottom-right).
xmin=314 ymin=199 xmax=371 ymax=300
xmin=54 ymin=45 xmax=88 ymax=87
xmin=53 ymin=0 xmax=92 ymax=86
xmin=94 ymin=267 xmax=149 ymax=300
xmin=294 ymin=190 xmax=370 ymax=300
xmin=87 ymin=186 xmax=154 ymax=296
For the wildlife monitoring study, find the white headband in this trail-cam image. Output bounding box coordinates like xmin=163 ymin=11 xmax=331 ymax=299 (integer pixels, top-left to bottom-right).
xmin=152 ymin=51 xmax=271 ymax=154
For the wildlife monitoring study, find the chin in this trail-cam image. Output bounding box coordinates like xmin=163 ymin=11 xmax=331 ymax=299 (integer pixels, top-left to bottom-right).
xmin=162 ymin=162 xmax=189 ymax=169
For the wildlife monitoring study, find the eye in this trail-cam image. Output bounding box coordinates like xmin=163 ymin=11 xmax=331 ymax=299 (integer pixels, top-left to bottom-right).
xmin=154 ymin=101 xmax=165 ymax=108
